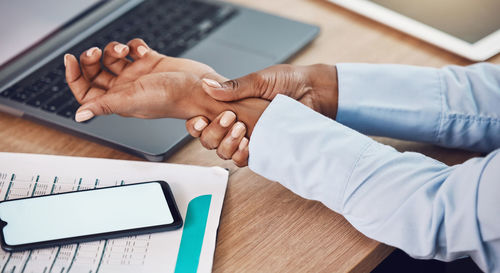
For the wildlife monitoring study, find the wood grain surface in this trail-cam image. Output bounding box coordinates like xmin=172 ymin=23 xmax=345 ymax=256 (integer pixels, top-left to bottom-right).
xmin=1 ymin=0 xmax=499 ymax=272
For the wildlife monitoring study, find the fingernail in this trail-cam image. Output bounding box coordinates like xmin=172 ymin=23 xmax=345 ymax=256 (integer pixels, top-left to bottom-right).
xmin=114 ymin=44 xmax=127 ymax=53
xmin=239 ymin=137 xmax=249 ymax=151
xmin=202 ymin=78 xmax=222 ymax=88
xmin=137 ymin=45 xmax=148 ymax=56
xmin=219 ymin=111 xmax=236 ymax=127
xmin=86 ymin=47 xmax=98 ymax=57
xmin=75 ymin=109 xmax=94 ymax=122
xmin=64 ymin=54 xmax=70 ymax=67
xmin=194 ymin=119 xmax=208 ymax=131
xmin=231 ymin=122 xmax=245 ymax=138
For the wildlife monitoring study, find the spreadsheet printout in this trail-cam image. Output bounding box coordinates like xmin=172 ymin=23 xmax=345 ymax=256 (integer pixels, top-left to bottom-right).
xmin=0 ymin=152 xmax=228 ymax=273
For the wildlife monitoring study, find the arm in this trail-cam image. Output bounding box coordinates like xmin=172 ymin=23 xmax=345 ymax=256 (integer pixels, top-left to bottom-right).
xmin=187 ymin=62 xmax=500 ymax=166
xmin=337 ymin=63 xmax=500 ymax=153
xmin=249 ymin=94 xmax=500 ymax=272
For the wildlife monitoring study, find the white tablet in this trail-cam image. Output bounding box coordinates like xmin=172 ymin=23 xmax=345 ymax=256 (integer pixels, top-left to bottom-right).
xmin=327 ymin=0 xmax=500 ymax=61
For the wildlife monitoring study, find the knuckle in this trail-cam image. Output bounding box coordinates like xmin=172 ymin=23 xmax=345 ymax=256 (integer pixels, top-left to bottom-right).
xmin=216 ymin=149 xmax=230 ymax=160
xmin=97 ymin=102 xmax=113 ymax=115
xmin=224 ymin=79 xmax=239 ymax=90
xmin=201 ymin=129 xmax=223 ymax=148
xmin=216 ymin=142 xmax=235 ymax=160
xmin=248 ymin=72 xmax=263 ymax=82
xmin=232 ymin=157 xmax=246 ymax=167
xmin=199 ymin=137 xmax=216 ymax=150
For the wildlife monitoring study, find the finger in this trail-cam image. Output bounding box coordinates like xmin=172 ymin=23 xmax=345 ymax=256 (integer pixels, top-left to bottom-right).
xmin=199 ymin=111 xmax=236 ymax=150
xmin=78 ymin=47 xmax=116 ymax=89
xmin=74 ymin=82 xmax=135 ymax=122
xmin=79 ymin=47 xmax=102 ymax=81
xmin=216 ymin=122 xmax=246 ymax=160
xmin=201 ymin=72 xmax=262 ymax=101
xmin=65 ymin=54 xmax=106 ymax=104
xmin=186 ymin=116 xmax=209 ymax=138
xmin=114 ymin=46 xmax=165 ymax=85
xmin=102 ymin=42 xmax=131 ymax=75
xmin=127 ymin=38 xmax=151 ymax=60
xmin=232 ymin=137 xmax=249 ymax=167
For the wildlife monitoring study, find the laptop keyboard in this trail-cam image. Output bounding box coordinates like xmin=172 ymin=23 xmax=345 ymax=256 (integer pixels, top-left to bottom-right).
xmin=0 ymin=0 xmax=236 ymax=121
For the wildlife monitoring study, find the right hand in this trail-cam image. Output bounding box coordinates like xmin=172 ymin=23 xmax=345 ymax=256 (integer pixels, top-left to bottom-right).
xmin=185 ymin=64 xmax=339 ymax=166
xmin=198 ymin=63 xmax=338 ymax=119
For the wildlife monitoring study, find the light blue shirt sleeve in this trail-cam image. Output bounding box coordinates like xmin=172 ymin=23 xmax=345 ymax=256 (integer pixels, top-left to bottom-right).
xmin=336 ymin=63 xmax=500 ymax=153
xmin=248 ymin=95 xmax=500 ymax=273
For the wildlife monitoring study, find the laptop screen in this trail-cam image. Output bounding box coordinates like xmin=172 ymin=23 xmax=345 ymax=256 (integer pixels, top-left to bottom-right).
xmin=0 ymin=0 xmax=104 ymax=67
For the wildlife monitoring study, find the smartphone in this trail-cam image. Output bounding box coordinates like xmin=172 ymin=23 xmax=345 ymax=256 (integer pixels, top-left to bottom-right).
xmin=0 ymin=181 xmax=182 ymax=252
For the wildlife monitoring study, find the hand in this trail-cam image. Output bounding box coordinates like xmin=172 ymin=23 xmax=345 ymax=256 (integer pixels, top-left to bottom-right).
xmin=186 ymin=111 xmax=249 ymax=167
xmin=65 ymin=39 xmax=269 ymax=135
xmin=65 ymin=38 xmax=228 ymax=121
xmin=200 ymin=63 xmax=338 ymax=119
xmin=185 ymin=64 xmax=339 ymax=166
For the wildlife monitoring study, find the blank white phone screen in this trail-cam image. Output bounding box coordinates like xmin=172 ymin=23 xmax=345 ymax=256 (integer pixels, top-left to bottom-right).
xmin=0 ymin=182 xmax=173 ymax=246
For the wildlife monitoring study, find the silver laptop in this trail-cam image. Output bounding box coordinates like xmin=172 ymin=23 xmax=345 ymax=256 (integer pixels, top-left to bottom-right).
xmin=0 ymin=0 xmax=319 ymax=161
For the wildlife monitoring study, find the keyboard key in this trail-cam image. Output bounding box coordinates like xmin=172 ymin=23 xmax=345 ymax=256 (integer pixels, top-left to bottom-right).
xmin=41 ymin=94 xmax=72 ymax=113
xmin=1 ymin=85 xmax=19 ymax=98
xmin=31 ymin=80 xmax=48 ymax=93
xmin=53 ymin=65 xmax=65 ymax=76
xmin=57 ymin=101 xmax=80 ymax=119
xmin=26 ymin=90 xmax=56 ymax=108
xmin=197 ymin=20 xmax=214 ymax=34
xmin=11 ymin=90 xmax=32 ymax=102
xmin=166 ymin=45 xmax=186 ymax=57
xmin=0 ymin=90 xmax=10 ymax=98
xmin=40 ymin=72 xmax=59 ymax=84
xmin=49 ymin=82 xmax=65 ymax=93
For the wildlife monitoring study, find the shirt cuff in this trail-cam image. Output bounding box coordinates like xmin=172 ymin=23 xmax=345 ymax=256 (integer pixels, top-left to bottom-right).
xmin=336 ymin=63 xmax=443 ymax=143
xmin=248 ymin=94 xmax=374 ymax=213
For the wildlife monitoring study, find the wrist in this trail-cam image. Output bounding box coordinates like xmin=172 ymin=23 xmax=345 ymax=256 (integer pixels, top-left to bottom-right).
xmin=307 ymin=64 xmax=339 ymax=120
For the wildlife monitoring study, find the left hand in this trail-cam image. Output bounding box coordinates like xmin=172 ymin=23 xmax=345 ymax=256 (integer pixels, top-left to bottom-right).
xmin=65 ymin=38 xmax=228 ymax=121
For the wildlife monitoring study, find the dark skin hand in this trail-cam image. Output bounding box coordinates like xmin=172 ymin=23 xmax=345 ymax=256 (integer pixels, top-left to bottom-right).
xmin=64 ymin=39 xmax=269 ymax=165
xmin=186 ymin=64 xmax=339 ymax=166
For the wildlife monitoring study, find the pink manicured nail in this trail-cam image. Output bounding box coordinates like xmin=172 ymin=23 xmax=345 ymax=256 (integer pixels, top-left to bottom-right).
xmin=231 ymin=122 xmax=245 ymax=138
xmin=202 ymin=78 xmax=222 ymax=88
xmin=114 ymin=44 xmax=127 ymax=53
xmin=239 ymin=137 xmax=249 ymax=150
xmin=64 ymin=54 xmax=70 ymax=67
xmin=219 ymin=111 xmax=236 ymax=127
xmin=194 ymin=119 xmax=208 ymax=131
xmin=86 ymin=47 xmax=98 ymax=57
xmin=137 ymin=45 xmax=148 ymax=56
xmin=75 ymin=109 xmax=94 ymax=122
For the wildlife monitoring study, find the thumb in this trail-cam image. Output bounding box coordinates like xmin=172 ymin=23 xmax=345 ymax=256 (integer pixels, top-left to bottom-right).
xmin=74 ymin=91 xmax=130 ymax=122
xmin=201 ymin=74 xmax=261 ymax=102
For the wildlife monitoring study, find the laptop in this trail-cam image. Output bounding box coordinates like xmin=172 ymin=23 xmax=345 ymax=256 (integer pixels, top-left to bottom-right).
xmin=0 ymin=0 xmax=319 ymax=161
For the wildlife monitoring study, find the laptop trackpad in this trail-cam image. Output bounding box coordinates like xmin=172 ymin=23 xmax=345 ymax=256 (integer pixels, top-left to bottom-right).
xmin=182 ymin=40 xmax=274 ymax=79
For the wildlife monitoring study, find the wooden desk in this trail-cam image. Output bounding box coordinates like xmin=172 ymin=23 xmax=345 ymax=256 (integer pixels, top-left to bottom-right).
xmin=1 ymin=0 xmax=499 ymax=272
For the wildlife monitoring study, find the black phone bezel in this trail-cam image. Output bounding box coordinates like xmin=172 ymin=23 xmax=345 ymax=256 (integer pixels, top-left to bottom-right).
xmin=0 ymin=180 xmax=183 ymax=252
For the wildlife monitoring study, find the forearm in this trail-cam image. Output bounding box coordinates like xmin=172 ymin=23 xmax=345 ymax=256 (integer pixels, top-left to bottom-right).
xmin=249 ymin=95 xmax=500 ymax=272
xmin=336 ymin=63 xmax=500 ymax=152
